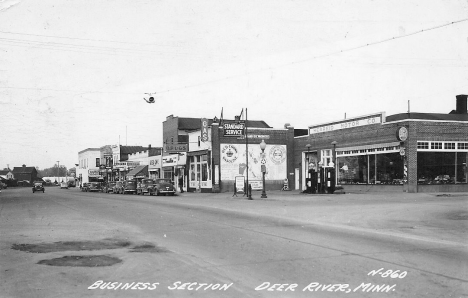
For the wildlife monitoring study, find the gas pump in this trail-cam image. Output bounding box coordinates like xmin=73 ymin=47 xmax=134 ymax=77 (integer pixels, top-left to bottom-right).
xmin=307 ymin=168 xmax=317 ymax=194
xmin=317 ymin=162 xmax=325 ymax=194
xmin=325 ymin=162 xmax=336 ymax=194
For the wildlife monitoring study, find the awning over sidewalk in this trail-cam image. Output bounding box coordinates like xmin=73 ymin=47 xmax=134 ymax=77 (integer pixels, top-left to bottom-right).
xmin=126 ymin=165 xmax=148 ymax=179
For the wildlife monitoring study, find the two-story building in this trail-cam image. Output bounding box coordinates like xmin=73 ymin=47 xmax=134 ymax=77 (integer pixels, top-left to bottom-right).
xmin=12 ymin=165 xmax=39 ymax=185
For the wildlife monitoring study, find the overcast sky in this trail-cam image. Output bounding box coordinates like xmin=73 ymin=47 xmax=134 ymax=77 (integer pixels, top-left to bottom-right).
xmin=1 ymin=0 xmax=467 ymax=170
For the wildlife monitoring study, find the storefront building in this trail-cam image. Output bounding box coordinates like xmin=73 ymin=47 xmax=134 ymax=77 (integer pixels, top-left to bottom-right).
xmin=111 ymin=145 xmax=150 ymax=181
xmin=294 ymin=95 xmax=468 ymax=193
xmin=187 ymin=127 xmax=212 ymax=192
xmin=77 ymin=148 xmax=101 ymax=185
xmin=212 ymin=121 xmax=295 ymax=193
xmin=162 ymin=153 xmax=186 ymax=184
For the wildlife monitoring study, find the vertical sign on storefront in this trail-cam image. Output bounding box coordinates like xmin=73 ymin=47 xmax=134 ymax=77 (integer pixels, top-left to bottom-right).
xmin=201 ymin=118 xmax=209 ymax=142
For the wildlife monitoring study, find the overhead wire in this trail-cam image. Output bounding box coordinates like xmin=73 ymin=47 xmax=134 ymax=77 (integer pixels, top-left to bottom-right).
xmin=0 ymin=37 xmax=198 ymax=57
xmin=153 ymin=18 xmax=468 ymax=95
xmin=0 ymin=30 xmax=176 ymax=47
xmin=0 ymin=18 xmax=466 ymax=95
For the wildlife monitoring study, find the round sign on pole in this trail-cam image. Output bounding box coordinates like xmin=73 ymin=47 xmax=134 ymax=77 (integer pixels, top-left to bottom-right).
xmin=396 ymin=127 xmax=408 ymax=142
xmin=399 ymin=148 xmax=406 ymax=156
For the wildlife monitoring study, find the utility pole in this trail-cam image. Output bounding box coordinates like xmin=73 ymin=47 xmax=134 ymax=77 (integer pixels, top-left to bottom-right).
xmin=57 ymin=161 xmax=60 ymax=178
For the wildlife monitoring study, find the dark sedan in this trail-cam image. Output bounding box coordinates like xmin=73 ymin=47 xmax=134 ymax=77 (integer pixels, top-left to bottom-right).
xmin=122 ymin=180 xmax=137 ymax=194
xmin=136 ymin=179 xmax=155 ymax=195
xmin=32 ymin=182 xmax=45 ymax=193
xmin=154 ymin=178 xmax=175 ymax=196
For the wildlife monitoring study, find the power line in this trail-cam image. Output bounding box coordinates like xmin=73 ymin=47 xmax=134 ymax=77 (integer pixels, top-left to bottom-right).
xmin=0 ymin=37 xmax=197 ymax=58
xmin=0 ymin=18 xmax=466 ymax=95
xmin=0 ymin=30 xmax=176 ymax=47
xmin=155 ymin=18 xmax=468 ymax=94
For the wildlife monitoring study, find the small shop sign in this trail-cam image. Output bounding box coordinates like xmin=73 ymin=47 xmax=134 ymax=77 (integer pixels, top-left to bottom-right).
xmin=201 ymin=118 xmax=209 ymax=142
xmin=164 ymin=143 xmax=188 ymax=153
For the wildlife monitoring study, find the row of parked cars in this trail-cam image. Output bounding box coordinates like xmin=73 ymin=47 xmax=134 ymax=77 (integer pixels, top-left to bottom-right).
xmin=81 ymin=178 xmax=175 ymax=196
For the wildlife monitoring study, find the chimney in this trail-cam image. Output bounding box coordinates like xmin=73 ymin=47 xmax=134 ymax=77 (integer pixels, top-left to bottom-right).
xmin=456 ymin=94 xmax=467 ymax=114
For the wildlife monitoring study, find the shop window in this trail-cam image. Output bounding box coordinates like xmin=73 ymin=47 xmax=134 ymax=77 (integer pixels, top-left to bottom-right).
xmin=444 ymin=143 xmax=456 ymax=150
xmin=431 ymin=142 xmax=442 ymax=150
xmin=368 ymin=155 xmax=376 ymax=184
xmin=337 ymin=155 xmax=367 ymax=184
xmin=337 ymin=153 xmax=402 ymax=185
xmin=321 ymin=149 xmax=332 ymax=166
xmin=376 ymin=153 xmax=403 ymax=184
xmin=457 ymin=143 xmax=468 ymax=150
xmin=202 ymin=164 xmax=208 ymax=181
xmin=417 ymin=142 xmax=429 ymax=149
xmin=417 ymin=152 xmax=467 ymax=184
xmin=190 ymin=164 xmax=195 ymax=181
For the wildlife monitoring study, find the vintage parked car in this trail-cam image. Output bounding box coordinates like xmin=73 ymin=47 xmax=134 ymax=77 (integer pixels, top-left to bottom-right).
xmin=85 ymin=182 xmax=102 ymax=192
xmin=136 ymin=179 xmax=155 ymax=195
xmin=60 ymin=181 xmax=69 ymax=189
xmin=153 ymin=178 xmax=175 ymax=196
xmin=32 ymin=182 xmax=45 ymax=193
xmin=102 ymin=181 xmax=117 ymax=193
xmin=112 ymin=181 xmax=124 ymax=194
xmin=122 ymin=179 xmax=137 ymax=194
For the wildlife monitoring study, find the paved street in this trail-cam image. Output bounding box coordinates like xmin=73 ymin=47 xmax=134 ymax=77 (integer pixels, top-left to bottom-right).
xmin=1 ymin=187 xmax=467 ymax=297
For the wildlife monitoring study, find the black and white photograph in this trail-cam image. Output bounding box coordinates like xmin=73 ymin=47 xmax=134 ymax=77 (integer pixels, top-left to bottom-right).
xmin=1 ymin=0 xmax=467 ymax=297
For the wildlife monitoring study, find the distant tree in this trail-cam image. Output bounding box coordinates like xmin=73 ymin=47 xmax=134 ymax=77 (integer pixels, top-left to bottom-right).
xmin=37 ymin=165 xmax=68 ymax=177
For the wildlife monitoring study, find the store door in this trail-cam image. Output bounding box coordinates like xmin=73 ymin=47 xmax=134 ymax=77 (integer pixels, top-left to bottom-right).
xmin=295 ymin=168 xmax=299 ymax=190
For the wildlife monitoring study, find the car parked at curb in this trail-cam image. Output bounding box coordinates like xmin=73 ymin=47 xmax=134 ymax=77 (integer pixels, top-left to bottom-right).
xmin=112 ymin=181 xmax=124 ymax=194
xmin=136 ymin=179 xmax=155 ymax=195
xmin=102 ymin=181 xmax=117 ymax=193
xmin=84 ymin=182 xmax=101 ymax=192
xmin=122 ymin=179 xmax=137 ymax=194
xmin=153 ymin=178 xmax=175 ymax=196
xmin=32 ymin=182 xmax=45 ymax=193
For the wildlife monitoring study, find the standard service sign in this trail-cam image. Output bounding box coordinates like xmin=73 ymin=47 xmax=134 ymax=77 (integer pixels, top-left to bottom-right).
xmin=223 ymin=122 xmax=245 ymax=137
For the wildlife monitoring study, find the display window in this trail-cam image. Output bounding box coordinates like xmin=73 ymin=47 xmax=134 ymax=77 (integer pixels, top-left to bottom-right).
xmin=417 ymin=152 xmax=467 ymax=184
xmin=337 ymin=153 xmax=403 ymax=185
xmin=189 ymin=154 xmax=211 ymax=188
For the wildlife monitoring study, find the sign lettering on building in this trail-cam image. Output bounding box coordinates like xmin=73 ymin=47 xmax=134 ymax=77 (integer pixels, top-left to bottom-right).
xmin=88 ymin=170 xmax=99 ymax=176
xmin=309 ymin=113 xmax=384 ymax=135
xmin=164 ymin=143 xmax=188 ymax=153
xmin=200 ymin=118 xmax=209 ymax=142
xmin=223 ymin=122 xmax=245 ymax=137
